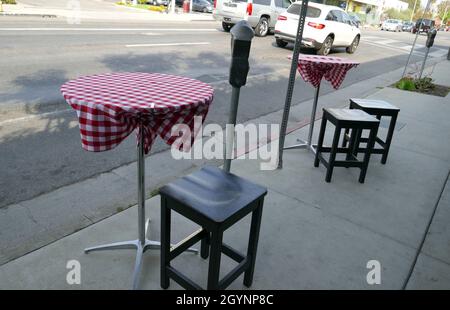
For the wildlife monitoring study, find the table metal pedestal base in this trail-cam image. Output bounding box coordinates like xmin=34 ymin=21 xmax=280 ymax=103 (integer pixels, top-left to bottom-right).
xmin=284 ymin=138 xmax=317 ymax=154
xmin=282 ymin=84 xmax=321 ymax=156
xmin=84 ymin=123 xmax=197 ymax=290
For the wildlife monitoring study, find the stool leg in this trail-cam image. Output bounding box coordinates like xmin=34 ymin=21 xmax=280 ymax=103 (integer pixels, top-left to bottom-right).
xmin=244 ymin=200 xmax=264 ymax=287
xmin=359 ymin=126 xmax=378 ymax=183
xmin=207 ymin=229 xmax=223 ymax=290
xmin=326 ymin=126 xmax=341 ymax=183
xmin=201 ymin=231 xmax=210 ymax=259
xmin=351 ymin=128 xmax=363 ymax=158
xmin=381 ymin=113 xmax=397 ymax=164
xmin=314 ymin=116 xmax=327 ymax=167
xmin=160 ymin=198 xmax=171 ymax=289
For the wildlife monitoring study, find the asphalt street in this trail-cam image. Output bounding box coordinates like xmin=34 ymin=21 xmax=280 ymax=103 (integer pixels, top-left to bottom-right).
xmin=1 ymin=14 xmax=449 ymax=208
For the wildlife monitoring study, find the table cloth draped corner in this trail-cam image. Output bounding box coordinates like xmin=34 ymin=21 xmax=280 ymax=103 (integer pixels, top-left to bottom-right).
xmin=61 ymin=72 xmax=214 ymax=154
xmin=297 ymin=54 xmax=360 ymax=89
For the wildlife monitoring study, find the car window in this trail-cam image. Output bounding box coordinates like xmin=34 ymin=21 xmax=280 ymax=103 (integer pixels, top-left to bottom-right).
xmin=341 ymin=11 xmax=352 ymax=24
xmin=253 ymin=0 xmax=271 ymax=5
xmin=275 ymin=0 xmax=291 ymax=9
xmin=286 ymin=4 xmax=321 ymax=18
xmin=328 ymin=10 xmax=343 ymax=22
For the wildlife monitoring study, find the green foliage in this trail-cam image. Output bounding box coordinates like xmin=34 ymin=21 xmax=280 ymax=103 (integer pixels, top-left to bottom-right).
xmin=2 ymin=0 xmax=17 ymax=4
xmin=396 ymin=78 xmax=416 ymax=91
xmin=384 ymin=8 xmax=412 ymax=21
xmin=414 ymin=77 xmax=435 ymax=92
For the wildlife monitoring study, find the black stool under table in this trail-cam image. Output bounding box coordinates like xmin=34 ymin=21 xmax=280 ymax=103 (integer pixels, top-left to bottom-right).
xmin=342 ymin=98 xmax=400 ymax=164
xmin=159 ymin=166 xmax=267 ymax=290
xmin=314 ymin=108 xmax=380 ymax=183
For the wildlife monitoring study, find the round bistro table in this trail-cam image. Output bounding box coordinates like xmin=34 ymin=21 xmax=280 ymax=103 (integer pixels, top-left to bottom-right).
xmin=280 ymin=54 xmax=359 ymax=158
xmin=61 ymin=72 xmax=214 ymax=289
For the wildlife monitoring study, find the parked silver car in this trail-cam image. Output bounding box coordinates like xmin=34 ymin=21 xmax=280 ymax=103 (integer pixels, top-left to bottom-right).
xmin=213 ymin=0 xmax=292 ymax=37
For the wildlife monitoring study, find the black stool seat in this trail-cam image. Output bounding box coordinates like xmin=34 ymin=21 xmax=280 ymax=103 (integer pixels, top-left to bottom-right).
xmin=349 ymin=98 xmax=400 ymax=112
xmin=314 ymin=108 xmax=380 ymax=183
xmin=159 ymin=166 xmax=267 ymax=290
xmin=325 ymin=108 xmax=380 ymax=124
xmin=343 ymin=98 xmax=400 ymax=164
xmin=159 ymin=166 xmax=267 ymax=225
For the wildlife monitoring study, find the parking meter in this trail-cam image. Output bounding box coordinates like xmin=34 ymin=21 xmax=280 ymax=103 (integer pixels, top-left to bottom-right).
xmin=229 ymin=20 xmax=254 ymax=88
xmin=426 ymin=28 xmax=437 ymax=48
xmin=224 ymin=21 xmax=254 ymax=172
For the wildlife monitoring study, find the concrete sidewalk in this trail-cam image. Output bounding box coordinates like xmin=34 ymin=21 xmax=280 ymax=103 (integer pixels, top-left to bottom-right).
xmin=0 ymin=2 xmax=214 ymax=22
xmin=0 ymin=61 xmax=448 ymax=289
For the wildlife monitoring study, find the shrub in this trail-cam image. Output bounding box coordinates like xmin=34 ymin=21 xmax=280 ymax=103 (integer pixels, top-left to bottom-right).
xmin=2 ymin=0 xmax=17 ymax=4
xmin=414 ymin=77 xmax=435 ymax=92
xmin=396 ymin=77 xmax=416 ymax=91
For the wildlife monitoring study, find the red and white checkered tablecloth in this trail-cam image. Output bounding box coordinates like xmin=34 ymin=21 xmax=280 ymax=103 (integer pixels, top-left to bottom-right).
xmin=61 ymin=72 xmax=214 ymax=154
xmin=297 ymin=54 xmax=359 ymax=89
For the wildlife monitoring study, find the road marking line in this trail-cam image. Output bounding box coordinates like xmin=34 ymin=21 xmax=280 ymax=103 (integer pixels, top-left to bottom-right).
xmin=125 ymin=42 xmax=211 ymax=48
xmin=0 ymin=28 xmax=219 ymax=32
xmin=141 ymin=33 xmax=161 ymax=36
xmin=375 ymin=39 xmax=399 ymax=45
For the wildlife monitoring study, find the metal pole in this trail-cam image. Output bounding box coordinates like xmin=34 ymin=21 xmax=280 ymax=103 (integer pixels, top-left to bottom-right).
xmin=306 ymin=83 xmax=321 ymax=149
xmin=277 ymin=0 xmax=309 ymax=169
xmin=410 ymin=0 xmax=418 ymax=22
xmin=402 ymin=0 xmax=432 ymax=78
xmin=419 ymin=47 xmax=430 ymax=79
xmin=224 ymin=87 xmax=240 ymax=173
xmin=137 ymin=123 xmax=146 ymax=245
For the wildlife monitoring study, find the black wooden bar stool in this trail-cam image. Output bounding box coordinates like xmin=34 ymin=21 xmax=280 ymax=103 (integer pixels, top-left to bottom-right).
xmin=342 ymin=99 xmax=400 ymax=164
xmin=159 ymin=166 xmax=267 ymax=290
xmin=314 ymin=108 xmax=380 ymax=183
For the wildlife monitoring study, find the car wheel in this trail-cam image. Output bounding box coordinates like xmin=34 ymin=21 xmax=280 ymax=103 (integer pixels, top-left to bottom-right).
xmin=346 ymin=35 xmax=359 ymax=54
xmin=317 ymin=36 xmax=333 ymax=56
xmin=275 ymin=38 xmax=288 ymax=48
xmin=203 ymin=7 xmax=208 ymax=13
xmin=255 ymin=17 xmax=270 ymax=37
xmin=222 ymin=22 xmax=232 ymax=32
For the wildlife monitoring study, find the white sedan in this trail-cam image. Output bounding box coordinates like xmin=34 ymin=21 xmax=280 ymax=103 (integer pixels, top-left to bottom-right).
xmin=381 ymin=19 xmax=403 ymax=32
xmin=274 ymin=2 xmax=361 ymax=56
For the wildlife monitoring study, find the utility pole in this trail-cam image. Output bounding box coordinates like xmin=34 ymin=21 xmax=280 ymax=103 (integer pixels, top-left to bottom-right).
xmin=410 ymin=0 xmax=418 ymax=22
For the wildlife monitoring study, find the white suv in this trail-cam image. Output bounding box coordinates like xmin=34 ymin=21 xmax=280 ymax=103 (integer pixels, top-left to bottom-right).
xmin=274 ymin=2 xmax=361 ymax=55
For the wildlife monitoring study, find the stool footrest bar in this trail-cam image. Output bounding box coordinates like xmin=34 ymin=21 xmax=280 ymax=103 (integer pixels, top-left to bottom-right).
xmin=219 ymin=258 xmax=250 ymax=290
xmin=221 ymin=243 xmax=245 ymax=263
xmin=167 ymin=266 xmax=203 ymax=290
xmin=170 ymin=228 xmax=206 ymax=260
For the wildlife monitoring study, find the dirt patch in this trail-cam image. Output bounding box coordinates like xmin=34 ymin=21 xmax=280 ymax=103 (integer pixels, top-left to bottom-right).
xmin=390 ymin=83 xmax=450 ymax=97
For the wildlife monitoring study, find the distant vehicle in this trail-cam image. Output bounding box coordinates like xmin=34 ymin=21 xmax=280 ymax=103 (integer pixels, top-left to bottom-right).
xmin=381 ymin=19 xmax=402 ymax=32
xmin=274 ymin=2 xmax=361 ymax=56
xmin=412 ymin=18 xmax=435 ymax=34
xmin=213 ymin=0 xmax=292 ymax=37
xmin=348 ymin=13 xmax=361 ymax=28
xmin=193 ymin=0 xmax=213 ymax=12
xmin=402 ymin=21 xmax=413 ymax=32
xmin=147 ymin=0 xmax=169 ymax=6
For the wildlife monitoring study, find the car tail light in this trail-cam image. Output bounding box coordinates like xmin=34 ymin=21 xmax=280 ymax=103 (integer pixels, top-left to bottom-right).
xmin=278 ymin=15 xmax=287 ymax=21
xmin=246 ymin=3 xmax=253 ymax=16
xmin=214 ymin=0 xmax=216 ymax=8
xmin=307 ymin=22 xmax=325 ymax=29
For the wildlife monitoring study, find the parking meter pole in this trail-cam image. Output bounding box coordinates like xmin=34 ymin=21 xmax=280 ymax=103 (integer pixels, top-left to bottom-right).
xmin=224 ymin=87 xmax=240 ymax=173
xmin=277 ymin=0 xmax=309 ymax=169
xmin=419 ymin=47 xmax=430 ymax=79
xmin=224 ymin=21 xmax=254 ymax=173
xmin=419 ymin=28 xmax=437 ymax=79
